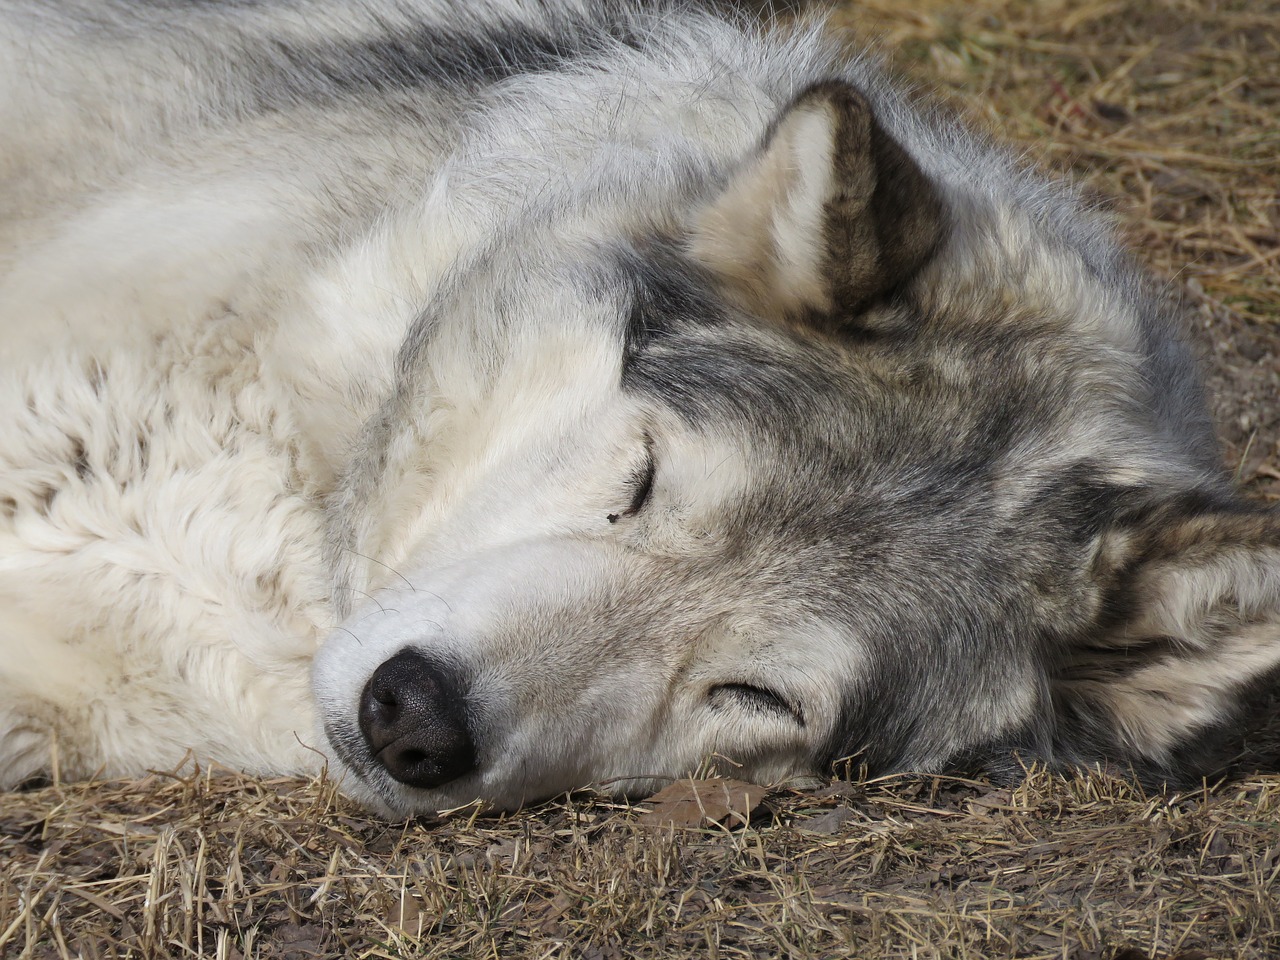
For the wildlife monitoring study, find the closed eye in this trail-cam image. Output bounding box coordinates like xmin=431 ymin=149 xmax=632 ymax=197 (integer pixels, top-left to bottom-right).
xmin=709 ymin=683 xmax=805 ymax=727
xmin=607 ymin=440 xmax=655 ymax=524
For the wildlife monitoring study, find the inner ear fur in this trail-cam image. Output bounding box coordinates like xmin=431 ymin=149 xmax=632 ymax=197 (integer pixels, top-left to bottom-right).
xmin=688 ymin=80 xmax=946 ymax=332
xmin=1053 ymin=502 xmax=1280 ymax=782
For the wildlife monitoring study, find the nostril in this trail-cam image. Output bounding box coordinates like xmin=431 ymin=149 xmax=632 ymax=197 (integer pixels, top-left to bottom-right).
xmin=357 ymin=648 xmax=476 ymax=789
xmin=358 ymin=679 xmax=397 ymax=751
xmin=365 ymin=682 xmax=400 ymax=726
xmin=371 ymin=671 xmax=400 ymax=705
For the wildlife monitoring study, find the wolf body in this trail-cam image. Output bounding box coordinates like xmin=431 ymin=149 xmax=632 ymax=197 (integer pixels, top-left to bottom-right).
xmin=1 ymin=0 xmax=1276 ymax=816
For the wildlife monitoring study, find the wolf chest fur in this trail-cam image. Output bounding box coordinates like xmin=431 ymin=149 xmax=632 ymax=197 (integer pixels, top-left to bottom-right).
xmin=1 ymin=0 xmax=1277 ymax=816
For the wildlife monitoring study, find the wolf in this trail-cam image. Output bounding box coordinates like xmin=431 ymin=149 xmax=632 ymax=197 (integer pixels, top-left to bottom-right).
xmin=1 ymin=0 xmax=1276 ymax=817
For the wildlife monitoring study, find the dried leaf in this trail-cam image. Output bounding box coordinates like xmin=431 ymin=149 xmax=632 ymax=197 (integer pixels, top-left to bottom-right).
xmin=262 ymin=922 xmax=330 ymax=960
xmin=798 ymin=806 xmax=857 ymax=835
xmin=965 ymin=788 xmax=1012 ymax=814
xmin=392 ymin=895 xmax=426 ymax=938
xmin=535 ymin=892 xmax=575 ymax=935
xmin=636 ymin=778 xmax=767 ymax=828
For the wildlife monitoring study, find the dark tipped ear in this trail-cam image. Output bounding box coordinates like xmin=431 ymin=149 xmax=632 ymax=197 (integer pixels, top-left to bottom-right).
xmin=1054 ymin=504 xmax=1280 ymax=782
xmin=688 ymin=80 xmax=945 ymax=330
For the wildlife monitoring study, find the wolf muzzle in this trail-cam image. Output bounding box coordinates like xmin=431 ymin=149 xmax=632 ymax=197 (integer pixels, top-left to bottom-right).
xmin=358 ymin=649 xmax=476 ymax=789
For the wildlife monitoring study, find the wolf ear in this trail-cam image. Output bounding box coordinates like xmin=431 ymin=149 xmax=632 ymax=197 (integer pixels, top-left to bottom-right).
xmin=688 ymin=80 xmax=945 ymax=328
xmin=1055 ymin=505 xmax=1280 ymax=781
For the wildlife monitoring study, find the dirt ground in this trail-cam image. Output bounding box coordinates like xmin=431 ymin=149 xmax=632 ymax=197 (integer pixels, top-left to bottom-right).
xmin=2 ymin=1 xmax=1278 ymax=958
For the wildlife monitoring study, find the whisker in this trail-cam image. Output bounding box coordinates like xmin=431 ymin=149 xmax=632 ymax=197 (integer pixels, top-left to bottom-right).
xmin=335 ymin=585 xmax=388 ymax=615
xmin=342 ymin=547 xmax=418 ymax=593
xmin=333 ymin=626 xmax=363 ymax=647
xmin=421 ymin=591 xmax=453 ymax=614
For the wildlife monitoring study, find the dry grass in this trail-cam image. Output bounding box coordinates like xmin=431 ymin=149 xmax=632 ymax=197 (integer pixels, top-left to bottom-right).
xmin=4 ymin=1 xmax=1279 ymax=957
xmin=3 ymin=768 xmax=1279 ymax=958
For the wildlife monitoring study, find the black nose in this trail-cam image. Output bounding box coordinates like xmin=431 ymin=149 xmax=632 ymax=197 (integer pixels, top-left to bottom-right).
xmin=358 ymin=649 xmax=476 ymax=789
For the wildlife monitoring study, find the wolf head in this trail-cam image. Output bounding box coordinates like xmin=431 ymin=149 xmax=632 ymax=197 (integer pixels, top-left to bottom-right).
xmin=313 ymin=80 xmax=1280 ymax=816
